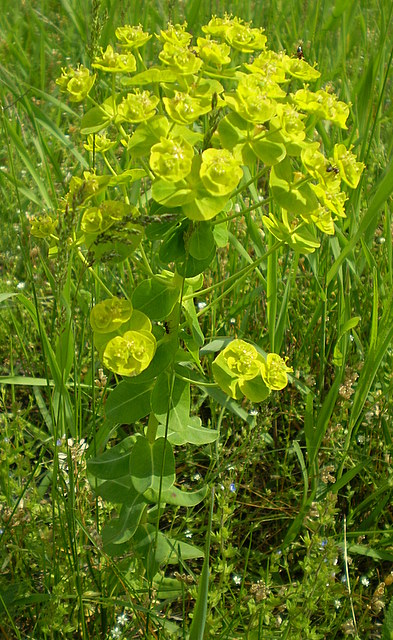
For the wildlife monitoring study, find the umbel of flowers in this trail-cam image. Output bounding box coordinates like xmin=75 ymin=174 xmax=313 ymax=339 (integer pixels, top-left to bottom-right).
xmin=90 ymin=297 xmax=156 ymax=377
xmin=30 ymin=16 xmax=365 ymax=587
xmin=50 ymin=14 xmax=364 ymax=398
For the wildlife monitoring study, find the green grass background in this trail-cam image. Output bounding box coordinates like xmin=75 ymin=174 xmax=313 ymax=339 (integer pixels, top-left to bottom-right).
xmin=1 ymin=1 xmax=393 ymax=639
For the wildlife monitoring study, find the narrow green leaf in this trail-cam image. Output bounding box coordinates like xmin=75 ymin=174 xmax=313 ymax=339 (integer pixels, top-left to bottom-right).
xmin=382 ymin=596 xmax=393 ymax=640
xmin=370 ymin=268 xmax=378 ymax=351
xmin=189 ymin=487 xmax=214 ymax=640
xmin=18 ymin=294 xmax=75 ymax=435
xmin=327 ymin=159 xmax=393 ymax=285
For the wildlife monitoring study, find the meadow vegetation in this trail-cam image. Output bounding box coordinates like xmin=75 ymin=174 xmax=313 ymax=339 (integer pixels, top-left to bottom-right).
xmin=1 ymin=1 xmax=393 ymax=638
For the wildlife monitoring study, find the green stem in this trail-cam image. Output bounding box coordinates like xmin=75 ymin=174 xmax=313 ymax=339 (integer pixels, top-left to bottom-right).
xmin=76 ymin=248 xmax=112 ymax=296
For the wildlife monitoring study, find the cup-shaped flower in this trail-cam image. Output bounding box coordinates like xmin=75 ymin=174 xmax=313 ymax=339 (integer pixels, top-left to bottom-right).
xmin=115 ymin=24 xmax=152 ymax=49
xmin=66 ymin=172 xmax=111 ymax=208
xmin=212 ymin=339 xmax=266 ymax=400
xmin=284 ymin=57 xmax=320 ymax=81
xmin=90 ymin=297 xmax=133 ymax=334
xmin=102 ymin=330 xmax=156 ymax=376
xmin=196 ymin=37 xmax=231 ymax=67
xmin=202 ymin=15 xmax=235 ymax=37
xmin=244 ymin=50 xmax=287 ymax=84
xmin=159 ymin=43 xmax=202 ymax=75
xmin=163 ymin=92 xmax=211 ymax=125
xmin=81 ymin=201 xmax=132 ymax=234
xmin=271 ymin=104 xmax=306 ymax=147
xmin=56 ymin=65 xmax=96 ymax=102
xmin=224 ymin=24 xmax=267 ymax=52
xmin=261 ymin=353 xmax=292 ymax=391
xmin=200 ymin=149 xmax=243 ymax=196
xmin=157 ymin=22 xmax=193 ymax=47
xmin=333 ymin=144 xmax=364 ymax=189
xmin=302 ymin=144 xmax=345 ymax=194
xmin=307 ymin=205 xmax=335 ymax=235
xmin=30 ymin=215 xmax=57 ymax=238
xmin=92 ymin=45 xmax=136 ymax=73
xmin=310 ymin=183 xmax=347 ymax=218
xmin=293 ymin=89 xmax=349 ymax=129
xmin=83 ymin=133 xmax=116 ymax=153
xmin=301 ymin=144 xmax=334 ymax=182
xmin=263 ymin=211 xmax=321 ymax=254
xmin=150 ymin=136 xmax=194 ymax=182
xmin=81 ymin=207 xmax=103 ymax=234
xmin=225 ymin=77 xmax=278 ymax=124
xmin=117 ymin=91 xmax=159 ymax=123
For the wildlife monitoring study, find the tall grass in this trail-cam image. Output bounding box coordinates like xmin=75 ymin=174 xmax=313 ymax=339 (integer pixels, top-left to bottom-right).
xmin=1 ymin=1 xmax=393 ymax=639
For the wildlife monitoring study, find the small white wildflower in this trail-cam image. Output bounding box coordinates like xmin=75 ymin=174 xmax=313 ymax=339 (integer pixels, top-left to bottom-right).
xmin=192 ymin=472 xmax=201 ymax=481
xmin=229 ymin=317 xmax=236 ymax=325
xmin=78 ymin=438 xmax=89 ymax=454
xmin=111 ymin=626 xmax=122 ymax=639
xmin=357 ymin=434 xmax=365 ymax=444
xmin=379 ymin=237 xmax=386 ymax=244
xmin=248 ymin=409 xmax=259 ymax=416
xmin=334 ymin=599 xmax=342 ymax=609
xmin=16 ymin=282 xmax=26 ymax=290
xmin=184 ymin=529 xmax=192 ymax=539
xmin=232 ymin=574 xmax=242 ymax=585
xmin=197 ymin=301 xmax=207 ymax=310
xmin=361 ymin=576 xmax=370 ymax=587
xmin=117 ymin=612 xmax=128 ymax=626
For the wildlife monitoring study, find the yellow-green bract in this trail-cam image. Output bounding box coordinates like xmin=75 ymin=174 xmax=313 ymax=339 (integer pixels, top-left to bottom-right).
xmin=212 ymin=339 xmax=292 ymax=402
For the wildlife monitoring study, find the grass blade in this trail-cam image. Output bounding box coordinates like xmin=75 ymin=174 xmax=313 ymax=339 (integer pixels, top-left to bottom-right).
xmin=189 ymin=487 xmax=214 ymax=640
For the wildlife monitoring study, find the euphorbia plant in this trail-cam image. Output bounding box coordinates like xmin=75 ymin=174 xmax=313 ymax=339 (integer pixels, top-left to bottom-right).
xmin=32 ymin=13 xmax=363 ymax=625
